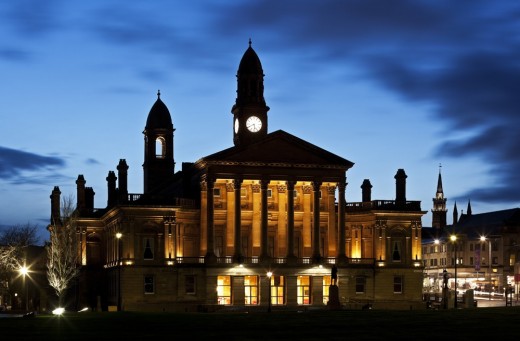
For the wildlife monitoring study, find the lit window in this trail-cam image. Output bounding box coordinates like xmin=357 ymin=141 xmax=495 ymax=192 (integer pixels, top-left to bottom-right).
xmin=297 ymin=276 xmax=311 ymax=305
xmin=355 ymin=277 xmax=365 ymax=294
xmin=393 ymin=276 xmax=403 ymax=294
xmin=185 ymin=275 xmax=196 ymax=294
xmin=155 ymin=137 xmax=165 ymax=158
xmin=323 ymin=276 xmax=331 ymax=304
xmin=267 ymin=189 xmax=272 ymax=198
xmin=270 ymin=275 xmax=285 ymax=305
xmin=213 ymin=188 xmax=221 ymax=197
xmin=144 ymin=275 xmax=154 ymax=294
xmin=244 ymin=276 xmax=258 ymax=305
xmin=217 ymin=276 xmax=232 ymax=305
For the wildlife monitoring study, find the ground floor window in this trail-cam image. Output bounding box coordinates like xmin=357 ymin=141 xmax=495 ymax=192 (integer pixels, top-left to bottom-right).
xmin=393 ymin=276 xmax=403 ymax=293
xmin=355 ymin=276 xmax=365 ymax=294
xmin=297 ymin=276 xmax=311 ymax=305
xmin=323 ymin=275 xmax=331 ymax=304
xmin=244 ymin=275 xmax=258 ymax=305
xmin=271 ymin=275 xmax=285 ymax=305
xmin=185 ymin=275 xmax=196 ymax=294
xmin=217 ymin=275 xmax=232 ymax=305
xmin=144 ymin=275 xmax=154 ymax=294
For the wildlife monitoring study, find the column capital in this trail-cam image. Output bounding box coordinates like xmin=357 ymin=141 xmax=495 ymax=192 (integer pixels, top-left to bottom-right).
xmin=277 ymin=185 xmax=287 ymax=193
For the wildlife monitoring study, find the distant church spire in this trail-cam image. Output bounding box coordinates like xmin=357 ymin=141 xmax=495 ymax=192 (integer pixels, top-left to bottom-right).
xmin=432 ymin=164 xmax=447 ymax=231
xmin=453 ymin=201 xmax=458 ymax=225
xmin=466 ymin=199 xmax=472 ymax=216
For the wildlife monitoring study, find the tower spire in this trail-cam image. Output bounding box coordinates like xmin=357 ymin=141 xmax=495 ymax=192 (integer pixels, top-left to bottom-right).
xmin=453 ymin=201 xmax=458 ymax=225
xmin=432 ymin=165 xmax=447 ymax=230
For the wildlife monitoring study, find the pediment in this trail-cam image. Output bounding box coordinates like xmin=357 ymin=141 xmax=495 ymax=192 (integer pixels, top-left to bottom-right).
xmin=198 ymin=130 xmax=353 ymax=170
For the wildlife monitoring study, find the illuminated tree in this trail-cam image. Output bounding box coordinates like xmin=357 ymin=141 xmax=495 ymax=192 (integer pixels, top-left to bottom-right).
xmin=46 ymin=196 xmax=80 ymax=307
xmin=0 ymin=224 xmax=39 ymax=275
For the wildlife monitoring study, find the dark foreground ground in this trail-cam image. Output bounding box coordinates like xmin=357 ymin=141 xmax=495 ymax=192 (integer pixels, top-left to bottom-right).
xmin=1 ymin=307 xmax=519 ymax=340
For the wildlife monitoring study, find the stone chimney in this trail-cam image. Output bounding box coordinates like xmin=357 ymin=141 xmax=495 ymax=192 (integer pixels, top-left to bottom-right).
xmin=50 ymin=186 xmax=61 ymax=226
xmin=361 ymin=179 xmax=372 ymax=202
xmin=76 ymin=174 xmax=86 ymax=214
xmin=85 ymin=187 xmax=95 ymax=213
xmin=117 ymin=159 xmax=129 ymax=204
xmin=394 ymin=169 xmax=407 ymax=203
xmin=106 ymin=171 xmax=117 ymax=207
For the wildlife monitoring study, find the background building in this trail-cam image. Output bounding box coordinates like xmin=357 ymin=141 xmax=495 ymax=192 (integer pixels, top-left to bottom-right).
xmin=50 ymin=43 xmax=426 ymax=312
xmin=422 ymin=172 xmax=520 ymax=302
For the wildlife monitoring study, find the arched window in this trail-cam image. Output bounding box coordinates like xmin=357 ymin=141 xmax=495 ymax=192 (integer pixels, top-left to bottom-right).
xmin=155 ymin=137 xmax=166 ymax=158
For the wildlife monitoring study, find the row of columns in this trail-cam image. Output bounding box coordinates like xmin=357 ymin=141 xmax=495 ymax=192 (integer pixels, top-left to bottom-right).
xmin=204 ymin=176 xmax=347 ymax=264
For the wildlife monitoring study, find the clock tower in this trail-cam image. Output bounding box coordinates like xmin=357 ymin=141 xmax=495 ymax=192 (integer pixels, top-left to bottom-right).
xmin=232 ymin=40 xmax=270 ymax=146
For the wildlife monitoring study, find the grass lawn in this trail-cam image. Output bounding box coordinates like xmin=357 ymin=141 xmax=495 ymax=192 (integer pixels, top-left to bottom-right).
xmin=1 ymin=307 xmax=519 ymax=340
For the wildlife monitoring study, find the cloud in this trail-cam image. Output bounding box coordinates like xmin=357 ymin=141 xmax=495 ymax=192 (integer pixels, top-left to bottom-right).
xmin=0 ymin=146 xmax=66 ymax=183
xmin=0 ymin=47 xmax=31 ymax=62
xmin=2 ymin=0 xmax=62 ymax=37
xmin=85 ymin=158 xmax=101 ymax=165
xmin=210 ymin=1 xmax=520 ymax=206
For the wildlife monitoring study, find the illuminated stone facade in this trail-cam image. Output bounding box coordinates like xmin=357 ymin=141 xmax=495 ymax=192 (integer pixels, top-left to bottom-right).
xmin=50 ymin=42 xmax=426 ymax=311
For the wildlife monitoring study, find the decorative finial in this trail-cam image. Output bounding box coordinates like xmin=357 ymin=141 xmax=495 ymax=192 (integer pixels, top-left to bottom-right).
xmin=157 ymin=89 xmax=161 ymax=98
xmin=439 ymin=163 xmax=442 ymax=174
xmin=248 ymin=38 xmax=252 ymax=47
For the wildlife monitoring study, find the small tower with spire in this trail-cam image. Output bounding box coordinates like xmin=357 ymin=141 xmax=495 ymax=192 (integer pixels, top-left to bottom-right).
xmin=143 ymin=90 xmax=175 ymax=193
xmin=231 ymin=39 xmax=270 ymax=146
xmin=432 ymin=165 xmax=447 ymax=231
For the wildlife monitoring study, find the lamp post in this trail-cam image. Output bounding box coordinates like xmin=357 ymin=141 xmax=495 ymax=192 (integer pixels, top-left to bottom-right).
xmin=267 ymin=271 xmax=272 ymax=313
xmin=116 ymin=232 xmax=122 ymax=311
xmin=480 ymin=236 xmax=492 ymax=300
xmin=450 ymin=235 xmax=458 ymax=309
xmin=19 ymin=265 xmax=28 ymax=311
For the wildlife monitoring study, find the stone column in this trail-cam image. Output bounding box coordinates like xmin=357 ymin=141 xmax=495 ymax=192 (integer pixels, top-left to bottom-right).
xmin=286 ymin=180 xmax=297 ymax=263
xmin=337 ymin=181 xmax=347 ymax=264
xmin=205 ymin=176 xmax=217 ymax=263
xmin=233 ymin=178 xmax=243 ymax=263
xmin=312 ymin=180 xmax=322 ymax=263
xmin=260 ymin=179 xmax=270 ymax=262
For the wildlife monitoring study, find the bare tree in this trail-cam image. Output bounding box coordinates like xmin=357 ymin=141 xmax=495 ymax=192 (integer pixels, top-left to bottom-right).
xmin=46 ymin=196 xmax=80 ymax=307
xmin=0 ymin=223 xmax=39 ymax=276
xmin=0 ymin=224 xmax=40 ymax=247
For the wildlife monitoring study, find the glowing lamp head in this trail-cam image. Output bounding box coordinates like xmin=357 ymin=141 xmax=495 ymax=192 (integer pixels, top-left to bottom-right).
xmin=450 ymin=235 xmax=457 ymax=242
xmin=116 ymin=232 xmax=122 ymax=239
xmin=267 ymin=271 xmax=273 ymax=278
xmin=52 ymin=307 xmax=65 ymax=316
xmin=480 ymin=236 xmax=486 ymax=242
xmin=19 ymin=266 xmax=28 ymax=276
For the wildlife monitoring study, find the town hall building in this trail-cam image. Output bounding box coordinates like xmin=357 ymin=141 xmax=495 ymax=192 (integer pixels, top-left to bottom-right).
xmin=49 ymin=42 xmax=426 ymax=311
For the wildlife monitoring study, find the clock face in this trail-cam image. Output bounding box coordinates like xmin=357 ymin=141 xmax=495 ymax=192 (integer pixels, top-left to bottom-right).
xmin=246 ymin=116 xmax=262 ymax=132
xmin=234 ymin=118 xmax=239 ymax=134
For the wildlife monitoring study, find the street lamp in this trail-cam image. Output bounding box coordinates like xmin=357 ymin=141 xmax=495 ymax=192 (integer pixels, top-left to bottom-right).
xmin=116 ymin=232 xmax=122 ymax=311
xmin=450 ymin=235 xmax=458 ymax=309
xmin=267 ymin=271 xmax=272 ymax=313
xmin=480 ymin=236 xmax=492 ymax=300
xmin=19 ymin=265 xmax=28 ymax=311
